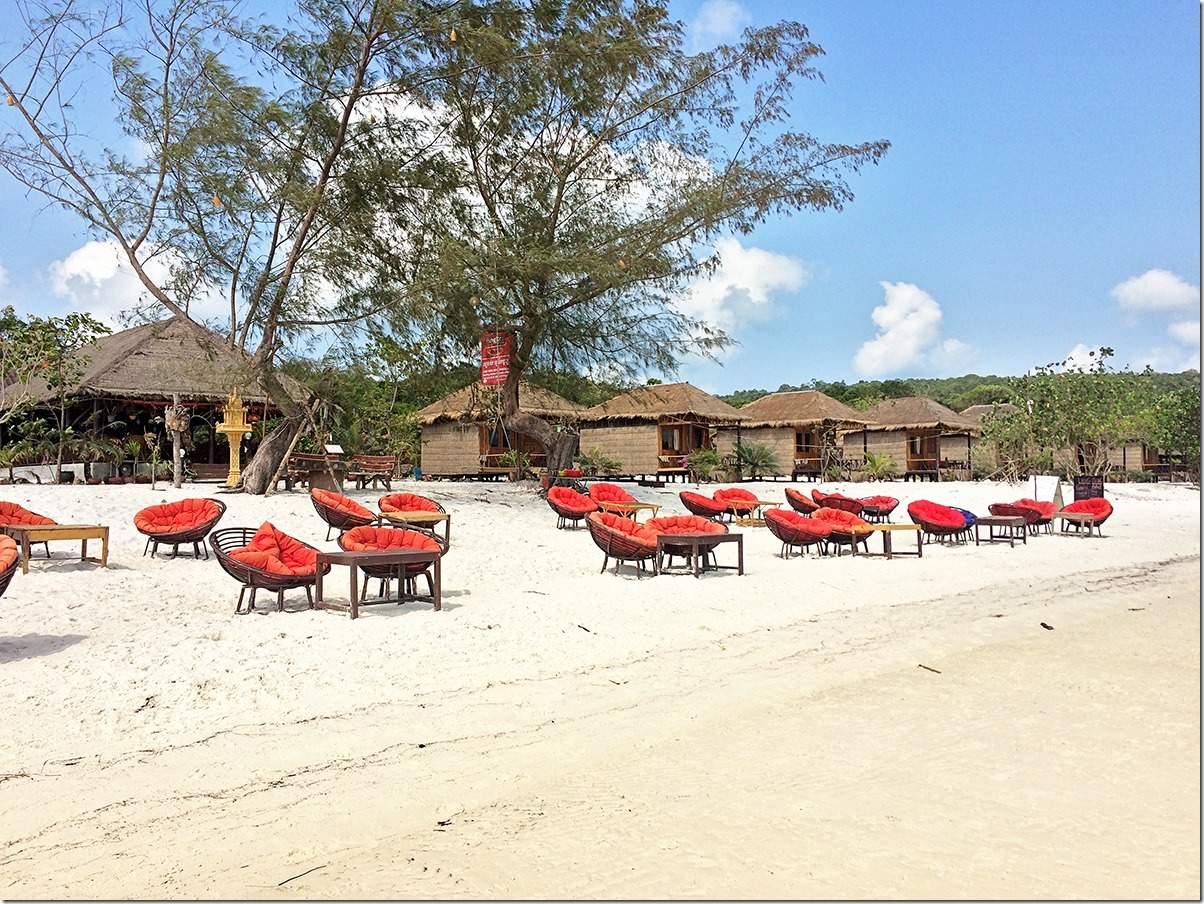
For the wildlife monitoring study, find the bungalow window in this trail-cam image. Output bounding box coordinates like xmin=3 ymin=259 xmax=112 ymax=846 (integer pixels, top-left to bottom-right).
xmin=660 ymin=426 xmax=684 ymax=454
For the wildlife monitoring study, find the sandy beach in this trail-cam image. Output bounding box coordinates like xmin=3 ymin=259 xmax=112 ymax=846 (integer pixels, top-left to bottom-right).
xmin=0 ymin=478 xmax=1198 ymax=898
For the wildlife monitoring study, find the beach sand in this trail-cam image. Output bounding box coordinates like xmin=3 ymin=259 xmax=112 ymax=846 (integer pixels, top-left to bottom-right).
xmin=0 ymin=479 xmax=1198 ymax=898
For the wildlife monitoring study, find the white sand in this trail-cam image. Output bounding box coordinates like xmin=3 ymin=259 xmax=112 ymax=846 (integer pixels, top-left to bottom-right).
xmin=0 ymin=478 xmax=1198 ymax=897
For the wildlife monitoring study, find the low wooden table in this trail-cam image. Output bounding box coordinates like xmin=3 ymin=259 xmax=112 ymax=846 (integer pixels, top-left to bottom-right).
xmin=3 ymin=524 xmax=109 ymax=574
xmin=379 ymin=509 xmax=451 ymax=544
xmin=599 ymin=501 xmax=661 ymax=521
xmin=729 ymin=501 xmax=779 ymax=527
xmin=856 ymin=523 xmax=922 ymax=559
xmin=314 ymin=549 xmax=442 ymax=619
xmin=1052 ymin=511 xmax=1097 ymax=537
xmin=654 ymin=532 xmax=744 ymax=578
xmin=974 ymin=515 xmax=1028 ymax=546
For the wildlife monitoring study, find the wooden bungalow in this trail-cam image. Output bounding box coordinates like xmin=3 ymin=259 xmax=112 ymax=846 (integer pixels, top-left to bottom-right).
xmin=844 ymin=397 xmax=980 ymax=481
xmin=715 ymin=390 xmax=869 ymax=479
xmin=416 ymin=381 xmax=585 ymax=478
xmin=577 ymin=382 xmax=744 ymax=480
xmin=11 ymin=317 xmax=306 ymax=480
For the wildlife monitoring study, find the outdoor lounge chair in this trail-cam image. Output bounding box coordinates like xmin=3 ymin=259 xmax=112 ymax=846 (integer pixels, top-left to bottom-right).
xmin=0 ymin=535 xmax=18 ymax=599
xmin=784 ymin=487 xmax=820 ymax=515
xmin=713 ymin=487 xmax=760 ymax=520
xmin=338 ymin=525 xmax=447 ymax=602
xmin=907 ymin=500 xmax=969 ymax=544
xmin=817 ymin=493 xmax=865 ymax=516
xmin=679 ymin=491 xmax=728 ymax=520
xmin=133 ymin=498 xmax=226 ymax=559
xmin=0 ymin=501 xmax=56 ymax=559
xmin=765 ymin=509 xmax=832 ymax=558
xmin=1059 ymin=498 xmax=1113 ymax=536
xmin=547 ymin=486 xmax=598 ymax=529
xmin=211 ymin=523 xmax=329 ymax=614
xmin=1014 ymin=498 xmax=1056 ymax=533
xmin=589 ymin=482 xmax=636 ymax=510
xmin=645 ymin=514 xmax=728 ymax=571
xmin=811 ymin=507 xmax=872 ymax=555
xmin=950 ymin=507 xmax=978 ymax=542
xmin=988 ymin=502 xmax=1042 ymax=535
xmin=586 ymin=511 xmax=659 ymax=577
xmin=859 ymin=495 xmax=899 ymax=523
xmin=310 ymin=488 xmax=376 ymax=540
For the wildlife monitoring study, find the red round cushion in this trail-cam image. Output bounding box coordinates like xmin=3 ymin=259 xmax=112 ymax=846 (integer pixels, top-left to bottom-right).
xmin=1014 ymin=498 xmax=1056 ymax=519
xmin=0 ymin=501 xmax=56 ymax=527
xmin=589 ymin=482 xmax=636 ymax=504
xmin=340 ymin=525 xmax=441 ymax=553
xmin=379 ymin=492 xmax=440 ymax=514
xmin=311 ymin=488 xmax=374 ymax=519
xmin=134 ymin=498 xmax=222 ymax=535
xmin=811 ymin=489 xmax=829 ymax=503
xmin=645 ymin=515 xmax=726 ymax=536
xmin=765 ymin=508 xmax=832 ymax=538
xmin=0 ymin=535 xmax=18 ymax=572
xmin=562 ymin=468 xmax=584 ymax=478
xmin=548 ymin=486 xmax=597 ymax=514
xmin=1062 ymin=498 xmax=1113 ymax=523
xmin=860 ymin=495 xmax=899 ymax=512
xmin=907 ymin=500 xmax=966 ymax=530
xmin=714 ymin=488 xmax=758 ymax=512
xmin=680 ymin=491 xmax=727 ymax=516
xmin=784 ymin=487 xmax=819 ymax=512
xmin=590 ymin=511 xmax=660 ymax=547
xmin=230 ymin=522 xmax=318 ymax=576
xmin=812 ymin=507 xmax=872 ymax=532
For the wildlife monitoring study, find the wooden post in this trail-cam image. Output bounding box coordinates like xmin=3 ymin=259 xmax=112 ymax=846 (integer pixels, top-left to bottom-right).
xmin=170 ymin=393 xmax=184 ymax=488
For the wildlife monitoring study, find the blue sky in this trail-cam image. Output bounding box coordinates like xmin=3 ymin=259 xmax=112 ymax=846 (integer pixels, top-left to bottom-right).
xmin=0 ymin=0 xmax=1199 ymax=394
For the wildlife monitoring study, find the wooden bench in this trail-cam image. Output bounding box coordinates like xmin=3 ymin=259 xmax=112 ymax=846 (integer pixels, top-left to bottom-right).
xmin=348 ymin=454 xmax=397 ymax=490
xmin=280 ymin=453 xmax=347 ymax=491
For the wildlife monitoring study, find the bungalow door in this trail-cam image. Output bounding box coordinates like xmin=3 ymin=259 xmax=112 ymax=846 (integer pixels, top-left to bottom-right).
xmin=795 ymin=429 xmax=820 ymax=471
xmin=907 ymin=430 xmax=939 ymax=473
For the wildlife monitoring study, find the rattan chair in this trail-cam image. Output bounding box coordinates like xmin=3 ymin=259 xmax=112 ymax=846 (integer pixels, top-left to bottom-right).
xmin=811 ymin=507 xmax=872 ymax=556
xmin=547 ymin=486 xmax=598 ymax=529
xmin=679 ymin=491 xmax=728 ymax=519
xmin=210 ymin=527 xmax=329 ymax=614
xmin=134 ymin=498 xmax=226 ymax=559
xmin=338 ymin=524 xmax=448 ymax=602
xmin=586 ymin=512 xmax=659 ymax=577
xmin=765 ymin=509 xmax=832 ymax=558
xmin=0 ymin=535 xmax=18 ymax=599
xmin=310 ymin=488 xmax=376 ymax=541
xmin=784 ymin=487 xmax=820 ymax=515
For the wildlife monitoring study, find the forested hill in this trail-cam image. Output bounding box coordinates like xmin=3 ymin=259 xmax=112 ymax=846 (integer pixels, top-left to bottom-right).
xmin=717 ymin=371 xmax=1201 ymax=412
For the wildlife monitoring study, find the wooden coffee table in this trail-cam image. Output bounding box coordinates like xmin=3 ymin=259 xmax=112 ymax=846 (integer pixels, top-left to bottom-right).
xmin=379 ymin=509 xmax=451 ymax=543
xmin=1052 ymin=511 xmax=1098 ymax=537
xmin=729 ymin=500 xmax=779 ymax=527
xmin=974 ymin=515 xmax=1028 ymax=546
xmin=314 ymin=549 xmax=442 ymax=619
xmin=655 ymin=533 xmax=744 ymax=578
xmin=598 ymin=501 xmax=661 ymax=521
xmin=856 ymin=523 xmax=922 ymax=559
xmin=2 ymin=524 xmax=109 ymax=574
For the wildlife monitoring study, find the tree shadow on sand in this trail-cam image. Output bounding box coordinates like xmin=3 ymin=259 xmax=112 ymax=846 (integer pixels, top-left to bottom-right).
xmin=0 ymin=633 xmax=86 ymax=664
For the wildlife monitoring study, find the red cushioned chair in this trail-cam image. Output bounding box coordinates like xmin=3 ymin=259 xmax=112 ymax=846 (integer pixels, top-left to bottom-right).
xmin=811 ymin=507 xmax=872 ymax=555
xmin=784 ymin=487 xmax=819 ymax=515
xmin=811 ymin=489 xmax=831 ymax=505
xmin=0 ymin=535 xmax=18 ymax=599
xmin=645 ymin=514 xmax=728 ymax=573
xmin=134 ymin=498 xmax=226 ymax=559
xmin=311 ymin=488 xmax=376 ymax=541
xmin=589 ymin=482 xmax=641 ymax=517
xmin=908 ymin=500 xmax=969 ymax=544
xmin=680 ymin=491 xmax=727 ymax=520
xmin=547 ymin=486 xmax=598 ymax=529
xmin=0 ymin=501 xmax=57 ymax=559
xmin=379 ymin=491 xmax=450 ymax=542
xmin=713 ymin=487 xmax=759 ymax=520
xmin=339 ymin=525 xmax=447 ymax=604
xmin=1014 ymin=498 xmax=1056 ymax=534
xmin=765 ymin=509 xmax=832 ymax=558
xmin=988 ymin=502 xmax=1042 ymax=535
xmin=1060 ymin=498 xmax=1113 ymax=536
xmin=859 ymin=495 xmax=899 ymax=524
xmin=819 ymin=494 xmax=865 ymax=516
xmin=211 ymin=522 xmax=329 ymax=614
xmin=586 ymin=511 xmax=660 ymax=577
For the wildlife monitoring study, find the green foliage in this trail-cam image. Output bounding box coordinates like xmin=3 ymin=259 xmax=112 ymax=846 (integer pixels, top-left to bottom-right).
xmin=575 ymin=447 xmax=622 ymax=477
xmin=687 ymin=447 xmax=722 ymax=482
xmin=1148 ymin=384 xmax=1201 ymax=479
xmin=861 ymin=451 xmax=898 ymax=480
xmin=736 ymin=442 xmax=780 ymax=479
xmin=497 ymin=448 xmax=533 ymax=480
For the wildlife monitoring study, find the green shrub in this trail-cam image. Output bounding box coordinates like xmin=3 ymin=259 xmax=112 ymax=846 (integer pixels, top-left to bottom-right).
xmin=687 ymin=447 xmax=722 ymax=481
xmin=736 ymin=442 xmax=780 ymax=479
xmin=575 ymin=446 xmax=621 ymax=476
xmin=862 ymin=451 xmax=898 ymax=480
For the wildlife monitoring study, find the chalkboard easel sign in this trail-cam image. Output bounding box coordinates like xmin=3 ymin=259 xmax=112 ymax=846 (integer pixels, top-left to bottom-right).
xmin=1073 ymin=474 xmax=1105 ymax=500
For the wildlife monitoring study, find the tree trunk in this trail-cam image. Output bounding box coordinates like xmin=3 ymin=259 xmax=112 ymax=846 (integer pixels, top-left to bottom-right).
xmin=241 ymin=417 xmax=303 ymax=494
xmin=170 ymin=393 xmax=184 ymax=488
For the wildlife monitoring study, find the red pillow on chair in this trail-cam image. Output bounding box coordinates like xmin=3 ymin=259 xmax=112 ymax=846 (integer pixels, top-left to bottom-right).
xmin=230 ymin=522 xmax=318 ymax=576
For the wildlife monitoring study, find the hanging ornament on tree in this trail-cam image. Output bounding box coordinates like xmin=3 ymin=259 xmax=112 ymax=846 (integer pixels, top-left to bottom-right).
xmin=617 ymin=258 xmax=626 ymax=270
xmin=5 ymin=95 xmax=15 ymax=106
xmin=450 ymin=27 xmax=458 ymax=42
xmin=212 ymin=194 xmax=222 ymax=208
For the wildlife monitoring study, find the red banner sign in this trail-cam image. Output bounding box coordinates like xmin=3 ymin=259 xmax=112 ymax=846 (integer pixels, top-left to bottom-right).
xmin=480 ymin=329 xmax=513 ymax=385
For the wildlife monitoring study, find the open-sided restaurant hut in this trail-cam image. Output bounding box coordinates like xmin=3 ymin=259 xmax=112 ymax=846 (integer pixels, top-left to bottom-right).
xmin=844 ymin=396 xmax=980 ymax=481
xmin=416 ymin=381 xmax=585 ymax=478
xmin=716 ymin=390 xmax=869 ymax=479
xmin=7 ymin=318 xmax=306 ymax=479
xmin=577 ymin=382 xmax=744 ymax=480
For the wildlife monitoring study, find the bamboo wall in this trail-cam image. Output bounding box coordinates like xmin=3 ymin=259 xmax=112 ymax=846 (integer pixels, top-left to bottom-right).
xmin=858 ymin=428 xmax=909 ymax=469
xmin=940 ymin=433 xmax=976 ymax=462
xmin=578 ymin=422 xmax=660 ymax=475
xmin=1108 ymin=442 xmax=1149 ymax=470
xmin=715 ymin=427 xmax=794 ymax=473
xmin=420 ymin=422 xmax=481 ymax=475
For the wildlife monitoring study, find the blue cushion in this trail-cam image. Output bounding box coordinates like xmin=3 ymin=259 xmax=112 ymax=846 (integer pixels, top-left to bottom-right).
xmin=952 ymin=506 xmax=977 ymax=527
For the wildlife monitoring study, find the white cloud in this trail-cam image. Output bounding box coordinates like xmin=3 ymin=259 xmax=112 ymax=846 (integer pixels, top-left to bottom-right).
xmin=688 ymin=0 xmax=751 ymax=51
xmin=678 ymin=238 xmax=808 ymax=332
xmin=0 ymin=261 xmax=9 ymax=292
xmin=1133 ymin=345 xmax=1200 ymax=372
xmin=1168 ymin=320 xmax=1200 ymax=346
xmin=1062 ymin=342 xmax=1100 ymax=370
xmin=853 ymin=281 xmax=973 ymax=377
xmin=1110 ymin=269 xmax=1199 ymax=312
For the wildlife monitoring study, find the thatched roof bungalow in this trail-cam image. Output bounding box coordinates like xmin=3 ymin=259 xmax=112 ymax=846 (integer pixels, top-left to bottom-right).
xmin=416 ymin=381 xmax=585 ymax=478
xmin=577 ymin=382 xmax=744 ymax=480
xmin=716 ymin=390 xmax=869 ymax=478
xmin=960 ymin=402 xmax=1018 ymax=425
xmin=845 ymin=397 xmax=981 ymax=480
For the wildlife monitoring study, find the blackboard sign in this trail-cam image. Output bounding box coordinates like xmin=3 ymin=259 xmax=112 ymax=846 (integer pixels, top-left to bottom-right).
xmin=1073 ymin=475 xmax=1105 ymax=500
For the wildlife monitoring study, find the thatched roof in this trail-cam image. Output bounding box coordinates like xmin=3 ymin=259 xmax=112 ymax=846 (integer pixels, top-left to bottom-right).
xmin=737 ymin=390 xmax=869 ymax=429
xmin=417 ymin=381 xmax=585 ymax=425
xmin=858 ymin=396 xmax=980 ymax=433
xmin=20 ymin=318 xmax=306 ymax=405
xmin=961 ymin=402 xmax=1017 ymax=424
xmin=581 ymin=381 xmax=744 ymax=424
